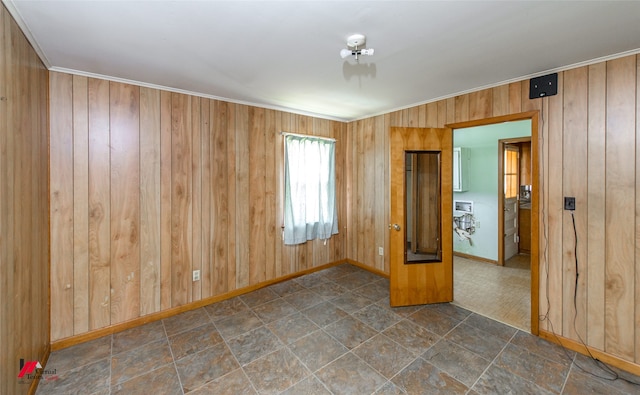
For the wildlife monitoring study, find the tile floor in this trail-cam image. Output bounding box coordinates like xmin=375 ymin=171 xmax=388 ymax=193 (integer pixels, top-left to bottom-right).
xmin=37 ymin=263 xmax=640 ymax=394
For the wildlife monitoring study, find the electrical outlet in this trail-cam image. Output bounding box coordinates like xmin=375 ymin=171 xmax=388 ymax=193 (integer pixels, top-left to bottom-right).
xmin=564 ymin=197 xmax=576 ymax=211
xmin=192 ymin=270 xmax=200 ymax=282
xmin=378 ymin=247 xmax=384 ymax=256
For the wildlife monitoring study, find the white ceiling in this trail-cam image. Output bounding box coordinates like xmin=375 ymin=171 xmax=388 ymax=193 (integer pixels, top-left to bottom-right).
xmin=5 ymin=1 xmax=640 ymax=121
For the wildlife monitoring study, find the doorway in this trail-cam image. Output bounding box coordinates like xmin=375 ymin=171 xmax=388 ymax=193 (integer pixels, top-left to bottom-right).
xmin=449 ymin=115 xmax=538 ymax=333
xmin=498 ymin=138 xmax=532 ymax=266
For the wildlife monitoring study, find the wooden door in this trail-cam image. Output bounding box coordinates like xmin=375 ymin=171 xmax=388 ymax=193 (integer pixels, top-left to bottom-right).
xmin=503 ymin=145 xmax=520 ymax=262
xmin=390 ymin=127 xmax=453 ymax=307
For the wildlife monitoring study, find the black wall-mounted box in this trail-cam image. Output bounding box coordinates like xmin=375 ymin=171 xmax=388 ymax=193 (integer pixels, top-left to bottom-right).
xmin=529 ymin=73 xmax=558 ymax=99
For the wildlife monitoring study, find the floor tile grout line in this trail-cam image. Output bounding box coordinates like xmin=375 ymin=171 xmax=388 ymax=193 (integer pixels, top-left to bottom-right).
xmin=277 ymin=341 xmax=334 ymax=394
xmin=466 ymin=328 xmax=518 ymax=393
xmin=558 ymin=362 xmax=575 ymax=395
xmin=220 ymin=324 xmax=263 ymax=394
xmin=350 ymin=338 xmax=416 ymax=393
xmin=109 ymin=334 xmax=114 ymax=393
xmin=507 ymin=332 xmax=575 ymax=368
xmin=162 ymin=319 xmax=186 ymax=395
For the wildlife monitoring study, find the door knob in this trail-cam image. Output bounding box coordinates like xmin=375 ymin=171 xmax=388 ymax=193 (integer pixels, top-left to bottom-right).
xmin=392 ymin=224 xmax=401 ymax=231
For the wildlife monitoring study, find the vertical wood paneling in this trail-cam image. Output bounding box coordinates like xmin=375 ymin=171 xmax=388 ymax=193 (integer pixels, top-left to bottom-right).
xmin=212 ymin=100 xmax=229 ymax=294
xmin=436 ymin=101 xmax=447 ymax=128
xmin=345 ymin=117 xmax=355 ymax=264
xmin=562 ymin=67 xmax=588 ymax=339
xmin=200 ymin=99 xmax=212 ymax=297
xmin=363 ymin=118 xmax=376 ymax=268
xmin=636 ymin=55 xmax=640 ymax=365
xmin=636 ymin=54 xmax=640 ymax=364
xmin=279 ymin=111 xmax=292 ymax=275
xmin=407 ymin=106 xmax=420 ymax=126
xmin=265 ymin=109 xmax=277 ymax=279
xmin=226 ymin=103 xmax=237 ymax=289
xmin=417 ymin=104 xmax=427 ymax=127
xmin=425 ymin=102 xmax=438 ymax=127
xmin=140 ymin=87 xmax=161 ymax=315
xmin=374 ymin=115 xmax=386 ymax=272
xmin=454 ymin=95 xmax=469 ymax=122
xmin=110 ymin=83 xmax=140 ymax=323
xmin=469 ymin=89 xmax=492 ymax=120
xmin=335 ymin=121 xmax=347 ymax=263
xmin=605 ymin=56 xmax=636 ymax=361
xmin=249 ymin=107 xmax=266 ymax=284
xmin=171 ymin=93 xmax=192 ymax=306
xmin=508 ymin=82 xmax=522 ymax=114
xmin=72 ymin=75 xmax=89 ymax=334
xmin=235 ymin=104 xmax=250 ymax=286
xmin=273 ymin=111 xmax=284 ymax=277
xmin=159 ymin=91 xmax=172 ymax=310
xmin=1 ymin=6 xmax=49 ymax=394
xmin=50 ymin=73 xmax=74 ymax=340
xmin=191 ymin=97 xmax=202 ymax=301
xmin=88 ymin=78 xmax=111 ymax=329
xmin=587 ymin=62 xmax=607 ymax=349
xmin=355 ymin=119 xmax=365 ymax=265
xmin=536 ymin=96 xmax=550 ymax=333
xmin=48 ymin=73 xmax=349 ymax=345
xmin=546 ymin=74 xmax=564 ymax=333
xmin=492 ymin=85 xmax=510 ymax=117
xmin=445 ymin=97 xmax=456 ymax=124
xmin=0 ymin=17 xmax=8 ymax=391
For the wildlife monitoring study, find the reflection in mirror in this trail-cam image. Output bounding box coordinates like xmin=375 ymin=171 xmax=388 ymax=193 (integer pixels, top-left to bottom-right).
xmin=405 ymin=151 xmax=442 ymax=263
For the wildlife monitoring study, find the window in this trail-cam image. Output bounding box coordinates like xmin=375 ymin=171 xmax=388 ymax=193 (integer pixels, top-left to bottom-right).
xmin=283 ymin=134 xmax=338 ymax=245
xmin=504 ymin=146 xmax=519 ymax=199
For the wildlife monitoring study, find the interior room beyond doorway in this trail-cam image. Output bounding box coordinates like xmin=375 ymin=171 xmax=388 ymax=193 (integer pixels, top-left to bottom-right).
xmin=452 ymin=120 xmax=532 ymax=331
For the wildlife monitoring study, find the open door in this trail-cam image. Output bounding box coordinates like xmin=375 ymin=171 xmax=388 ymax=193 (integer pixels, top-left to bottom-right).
xmin=390 ymin=127 xmax=453 ymax=307
xmin=503 ymin=145 xmax=520 ymax=262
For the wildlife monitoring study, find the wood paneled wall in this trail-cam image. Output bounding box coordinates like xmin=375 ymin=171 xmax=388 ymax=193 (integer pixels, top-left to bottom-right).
xmin=48 ymin=72 xmax=347 ymax=341
xmin=346 ymin=54 xmax=640 ymax=368
xmin=0 ymin=4 xmax=50 ymax=395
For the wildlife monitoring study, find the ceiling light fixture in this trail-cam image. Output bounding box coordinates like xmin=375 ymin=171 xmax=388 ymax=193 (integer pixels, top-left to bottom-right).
xmin=340 ymin=33 xmax=374 ymax=61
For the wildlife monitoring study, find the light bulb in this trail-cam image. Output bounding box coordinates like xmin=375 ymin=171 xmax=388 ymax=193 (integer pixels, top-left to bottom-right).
xmin=361 ymin=48 xmax=374 ymax=56
xmin=340 ymin=49 xmax=352 ymax=59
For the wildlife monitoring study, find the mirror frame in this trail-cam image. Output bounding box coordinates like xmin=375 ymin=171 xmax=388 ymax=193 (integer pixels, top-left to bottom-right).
xmin=404 ymin=150 xmax=442 ymax=264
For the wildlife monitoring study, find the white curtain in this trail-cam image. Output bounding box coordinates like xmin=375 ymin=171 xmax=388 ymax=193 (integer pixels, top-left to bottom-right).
xmin=284 ymin=134 xmax=338 ymax=245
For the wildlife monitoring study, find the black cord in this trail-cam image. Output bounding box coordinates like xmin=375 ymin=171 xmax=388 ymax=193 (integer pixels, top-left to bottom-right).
xmin=536 ymin=107 xmax=639 ymax=388
xmin=566 ymin=211 xmax=640 ymax=387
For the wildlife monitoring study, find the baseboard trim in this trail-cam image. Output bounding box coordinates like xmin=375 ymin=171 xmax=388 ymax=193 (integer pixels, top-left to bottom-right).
xmin=346 ymin=259 xmax=389 ymax=278
xmin=453 ymin=252 xmax=498 ymax=265
xmin=28 ymin=343 xmax=51 ymax=395
xmin=51 ymin=260 xmax=348 ymax=351
xmin=539 ymin=329 xmax=640 ymax=377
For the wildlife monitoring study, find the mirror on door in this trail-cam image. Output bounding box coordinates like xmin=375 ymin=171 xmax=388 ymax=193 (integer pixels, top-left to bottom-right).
xmin=405 ymin=151 xmax=442 ymax=263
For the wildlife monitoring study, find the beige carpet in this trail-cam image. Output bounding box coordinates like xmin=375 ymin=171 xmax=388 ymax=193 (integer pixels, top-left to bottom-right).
xmin=453 ymin=254 xmax=531 ymax=332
